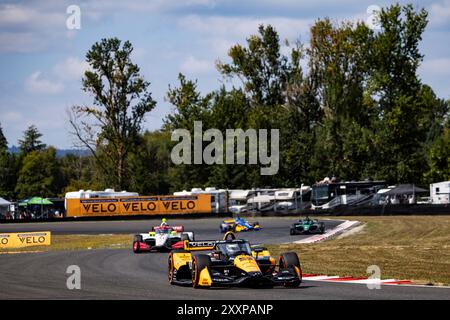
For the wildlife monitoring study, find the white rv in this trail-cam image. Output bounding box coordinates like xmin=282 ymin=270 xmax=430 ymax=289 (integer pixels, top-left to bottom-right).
xmin=430 ymin=181 xmax=450 ymax=204
xmin=274 ymin=187 xmax=311 ymax=210
xmin=173 ymin=187 xmax=228 ymax=213
xmin=227 ymin=189 xmax=257 ymax=214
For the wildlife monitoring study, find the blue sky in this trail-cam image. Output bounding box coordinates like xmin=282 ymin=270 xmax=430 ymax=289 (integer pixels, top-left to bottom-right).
xmin=1 ymin=0 xmax=449 ymax=148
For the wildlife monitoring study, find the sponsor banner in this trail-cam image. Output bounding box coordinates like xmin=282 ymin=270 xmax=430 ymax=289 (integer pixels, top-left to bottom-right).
xmin=0 ymin=231 xmax=51 ymax=249
xmin=66 ymin=194 xmax=212 ymax=217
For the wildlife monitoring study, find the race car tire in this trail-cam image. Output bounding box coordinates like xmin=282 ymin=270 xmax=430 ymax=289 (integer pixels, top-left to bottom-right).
xmin=320 ymin=223 xmax=325 ymax=234
xmin=279 ymin=252 xmax=302 ymax=287
xmin=290 ymin=228 xmax=296 ymax=235
xmin=192 ymin=254 xmax=211 ymax=288
xmin=133 ymin=235 xmax=143 ymax=253
xmin=168 ymin=253 xmax=175 ymax=284
xmin=279 ymin=252 xmax=300 ymax=269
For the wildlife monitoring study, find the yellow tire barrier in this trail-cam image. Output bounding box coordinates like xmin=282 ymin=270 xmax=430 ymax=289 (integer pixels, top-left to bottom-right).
xmin=0 ymin=231 xmax=51 ymax=249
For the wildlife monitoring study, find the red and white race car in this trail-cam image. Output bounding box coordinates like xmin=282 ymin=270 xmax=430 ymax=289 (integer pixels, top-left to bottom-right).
xmin=132 ymin=225 xmax=195 ymax=253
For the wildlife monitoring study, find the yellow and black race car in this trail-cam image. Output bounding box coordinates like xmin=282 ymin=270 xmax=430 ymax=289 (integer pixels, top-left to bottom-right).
xmin=168 ymin=233 xmax=302 ymax=288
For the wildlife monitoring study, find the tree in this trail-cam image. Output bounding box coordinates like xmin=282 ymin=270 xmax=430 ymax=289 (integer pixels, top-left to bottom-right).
xmin=217 ymin=24 xmax=293 ymax=107
xmin=69 ymin=38 xmax=156 ymax=190
xmin=18 ymin=125 xmax=46 ymax=155
xmin=307 ymin=18 xmax=375 ymax=180
xmin=368 ymin=4 xmax=431 ymax=183
xmin=59 ymin=153 xmax=102 ymax=195
xmin=15 ymin=147 xmax=61 ymax=198
xmin=424 ymin=127 xmax=450 ymax=183
xmin=164 ymin=74 xmax=213 ymax=191
xmin=128 ymin=130 xmax=172 ymax=195
xmin=0 ymin=153 xmax=19 ymax=200
xmin=0 ymin=122 xmax=7 ymax=152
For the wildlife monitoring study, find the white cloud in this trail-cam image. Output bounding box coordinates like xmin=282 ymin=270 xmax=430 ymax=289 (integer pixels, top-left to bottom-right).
xmin=429 ymin=0 xmax=450 ymax=26
xmin=180 ymin=56 xmax=215 ymax=75
xmin=0 ymin=4 xmax=65 ymax=29
xmin=0 ymin=3 xmax=65 ymax=53
xmin=53 ymin=57 xmax=90 ymax=81
xmin=25 ymin=71 xmax=64 ymax=94
xmin=179 ymin=15 xmax=312 ymax=40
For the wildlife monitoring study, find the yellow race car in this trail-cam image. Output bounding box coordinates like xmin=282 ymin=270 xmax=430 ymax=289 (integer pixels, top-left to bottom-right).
xmin=168 ymin=233 xmax=302 ymax=288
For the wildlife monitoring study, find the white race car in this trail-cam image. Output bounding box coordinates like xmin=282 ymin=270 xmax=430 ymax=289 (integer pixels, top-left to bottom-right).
xmin=132 ymin=225 xmax=194 ymax=253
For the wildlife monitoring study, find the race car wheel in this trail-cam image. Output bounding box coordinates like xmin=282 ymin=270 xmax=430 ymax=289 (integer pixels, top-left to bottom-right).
xmin=320 ymin=223 xmax=325 ymax=234
xmin=192 ymin=255 xmax=211 ymax=288
xmin=280 ymin=252 xmax=300 ymax=268
xmin=168 ymin=253 xmax=175 ymax=284
xmin=279 ymin=252 xmax=302 ymax=286
xmin=133 ymin=235 xmax=143 ymax=253
xmin=290 ymin=228 xmax=296 ymax=235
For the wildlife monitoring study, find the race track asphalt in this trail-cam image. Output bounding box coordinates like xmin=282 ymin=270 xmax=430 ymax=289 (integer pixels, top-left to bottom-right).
xmin=0 ymin=217 xmax=343 ymax=244
xmin=1 ymin=217 xmax=449 ymax=300
xmin=0 ymin=249 xmax=449 ymax=300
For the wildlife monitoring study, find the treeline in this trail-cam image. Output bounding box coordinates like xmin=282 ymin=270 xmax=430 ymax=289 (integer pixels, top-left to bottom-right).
xmin=0 ymin=4 xmax=448 ymax=201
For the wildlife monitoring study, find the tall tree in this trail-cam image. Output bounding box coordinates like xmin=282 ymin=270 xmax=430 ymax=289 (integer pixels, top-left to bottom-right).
xmin=18 ymin=125 xmax=46 ymax=155
xmin=217 ymin=24 xmax=292 ymax=107
xmin=15 ymin=147 xmax=61 ymax=198
xmin=368 ymin=4 xmax=431 ymax=183
xmin=70 ymin=38 xmax=156 ymax=190
xmin=164 ymin=74 xmax=213 ymax=191
xmin=0 ymin=122 xmax=7 ymax=152
xmin=0 ymin=124 xmax=18 ymax=200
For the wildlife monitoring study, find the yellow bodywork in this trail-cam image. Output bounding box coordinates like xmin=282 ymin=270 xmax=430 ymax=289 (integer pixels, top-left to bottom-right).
xmin=234 ymin=254 xmax=261 ymax=273
xmin=172 ymin=252 xmax=192 ymax=269
xmin=252 ymin=249 xmax=271 ymax=258
xmin=198 ymin=268 xmax=212 ymax=286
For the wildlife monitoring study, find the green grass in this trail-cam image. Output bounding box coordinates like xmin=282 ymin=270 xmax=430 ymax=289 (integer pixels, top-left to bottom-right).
xmin=267 ymin=216 xmax=450 ymax=286
xmin=0 ymin=234 xmax=132 ymax=253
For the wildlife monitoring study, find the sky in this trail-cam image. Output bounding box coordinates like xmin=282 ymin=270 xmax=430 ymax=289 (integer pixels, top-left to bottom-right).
xmin=0 ymin=0 xmax=449 ymax=149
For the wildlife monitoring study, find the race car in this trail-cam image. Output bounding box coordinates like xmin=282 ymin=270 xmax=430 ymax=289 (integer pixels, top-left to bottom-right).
xmin=290 ymin=217 xmax=325 ymax=235
xmin=168 ymin=232 xmax=302 ymax=288
xmin=220 ymin=216 xmax=261 ymax=233
xmin=132 ymin=225 xmax=195 ymax=253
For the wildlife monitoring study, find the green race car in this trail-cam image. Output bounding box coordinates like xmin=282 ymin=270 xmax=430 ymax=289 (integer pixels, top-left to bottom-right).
xmin=290 ymin=217 xmax=325 ymax=235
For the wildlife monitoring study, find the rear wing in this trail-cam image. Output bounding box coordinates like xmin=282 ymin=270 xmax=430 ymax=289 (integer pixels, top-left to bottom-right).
xmin=183 ymin=240 xmax=216 ymax=251
xmin=183 ymin=232 xmax=237 ymax=251
xmin=152 ymin=225 xmax=184 ymax=232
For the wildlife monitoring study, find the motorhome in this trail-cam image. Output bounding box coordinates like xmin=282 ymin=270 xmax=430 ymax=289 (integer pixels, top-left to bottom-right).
xmin=227 ymin=189 xmax=257 ymax=214
xmin=173 ymin=187 xmax=228 ymax=213
xmin=311 ymin=180 xmax=387 ymax=209
xmin=430 ymin=181 xmax=450 ymax=204
xmin=274 ymin=187 xmax=311 ymax=210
